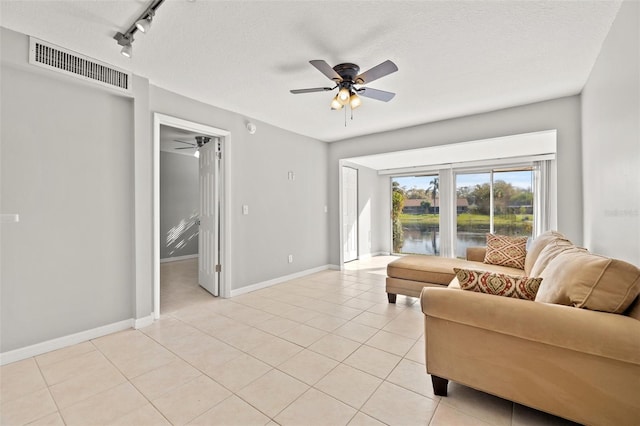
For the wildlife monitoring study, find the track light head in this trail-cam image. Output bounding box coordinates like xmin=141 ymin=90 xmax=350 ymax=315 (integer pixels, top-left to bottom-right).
xmin=120 ymin=43 xmax=132 ymax=58
xmin=114 ymin=32 xmax=134 ymax=57
xmin=135 ymin=17 xmax=152 ymax=33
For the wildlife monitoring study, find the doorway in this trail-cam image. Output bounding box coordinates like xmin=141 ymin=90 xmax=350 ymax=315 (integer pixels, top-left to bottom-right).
xmin=153 ymin=114 xmax=230 ymax=319
xmin=342 ymin=166 xmax=358 ymax=263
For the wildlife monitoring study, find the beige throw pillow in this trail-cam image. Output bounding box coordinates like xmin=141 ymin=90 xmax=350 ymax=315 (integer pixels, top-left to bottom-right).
xmin=524 ymin=230 xmax=572 ymax=275
xmin=483 ymin=234 xmax=527 ymax=270
xmin=536 ymin=249 xmax=640 ymax=313
xmin=529 ymin=239 xmax=577 ymax=277
xmin=454 ymin=268 xmax=542 ymax=301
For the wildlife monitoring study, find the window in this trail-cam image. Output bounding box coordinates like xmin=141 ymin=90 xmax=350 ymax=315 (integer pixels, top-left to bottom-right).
xmin=392 ymin=175 xmax=440 ymax=255
xmin=455 ymin=168 xmax=533 ymax=258
xmin=380 ymin=131 xmax=556 ymax=259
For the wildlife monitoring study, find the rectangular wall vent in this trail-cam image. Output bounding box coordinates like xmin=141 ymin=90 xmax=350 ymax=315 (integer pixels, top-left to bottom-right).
xmin=29 ymin=37 xmax=132 ymax=93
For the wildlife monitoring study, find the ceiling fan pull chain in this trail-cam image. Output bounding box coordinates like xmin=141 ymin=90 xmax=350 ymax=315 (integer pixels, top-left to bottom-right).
xmin=344 ymin=106 xmax=347 ymax=127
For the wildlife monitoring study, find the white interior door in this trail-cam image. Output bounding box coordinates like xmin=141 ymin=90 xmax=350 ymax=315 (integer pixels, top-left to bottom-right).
xmin=343 ymin=166 xmax=358 ymax=263
xmin=198 ymin=139 xmax=219 ymax=296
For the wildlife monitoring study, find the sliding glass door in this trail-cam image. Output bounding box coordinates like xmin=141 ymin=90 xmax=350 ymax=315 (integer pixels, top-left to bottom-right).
xmin=455 ymin=168 xmax=533 ymax=258
xmin=391 ymin=166 xmax=537 ymax=259
xmin=455 ymin=172 xmax=491 ymax=258
xmin=391 ymin=175 xmax=440 ymax=255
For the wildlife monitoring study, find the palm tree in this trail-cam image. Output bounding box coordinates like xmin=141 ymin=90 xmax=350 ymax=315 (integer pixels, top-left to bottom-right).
xmin=428 ymin=177 xmax=439 ymax=209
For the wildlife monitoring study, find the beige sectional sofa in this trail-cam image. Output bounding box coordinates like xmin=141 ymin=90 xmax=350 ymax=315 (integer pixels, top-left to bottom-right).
xmin=398 ymin=231 xmax=640 ymax=425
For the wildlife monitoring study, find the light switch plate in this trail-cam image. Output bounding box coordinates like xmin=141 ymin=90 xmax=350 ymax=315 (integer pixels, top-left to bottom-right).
xmin=1 ymin=214 xmax=19 ymax=223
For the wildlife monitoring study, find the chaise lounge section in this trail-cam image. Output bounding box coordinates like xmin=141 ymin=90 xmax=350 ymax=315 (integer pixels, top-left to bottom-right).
xmin=386 ymin=245 xmax=523 ymax=303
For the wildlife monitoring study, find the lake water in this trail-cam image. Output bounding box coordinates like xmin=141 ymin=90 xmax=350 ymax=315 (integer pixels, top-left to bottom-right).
xmin=398 ymin=229 xmax=488 ymax=258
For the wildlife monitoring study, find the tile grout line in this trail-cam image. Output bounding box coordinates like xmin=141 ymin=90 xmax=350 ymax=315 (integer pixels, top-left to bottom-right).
xmin=30 ymin=355 xmax=66 ymax=425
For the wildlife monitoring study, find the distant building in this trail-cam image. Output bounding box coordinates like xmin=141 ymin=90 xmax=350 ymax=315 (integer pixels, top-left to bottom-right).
xmin=402 ymin=197 xmax=469 ymax=214
xmin=402 ymin=199 xmax=429 ymax=214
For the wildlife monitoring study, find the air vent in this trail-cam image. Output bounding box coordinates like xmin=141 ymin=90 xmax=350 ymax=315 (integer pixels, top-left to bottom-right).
xmin=29 ymin=37 xmax=132 ymax=93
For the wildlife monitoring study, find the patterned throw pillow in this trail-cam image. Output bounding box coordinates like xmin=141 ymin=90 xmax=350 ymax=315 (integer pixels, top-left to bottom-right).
xmin=483 ymin=233 xmax=528 ymax=269
xmin=454 ymin=268 xmax=542 ymax=301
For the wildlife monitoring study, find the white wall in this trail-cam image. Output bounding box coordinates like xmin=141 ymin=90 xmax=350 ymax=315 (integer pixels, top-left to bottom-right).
xmin=1 ymin=28 xmax=135 ymax=352
xmin=160 ymin=151 xmax=199 ymax=259
xmin=149 ymin=86 xmax=330 ymax=290
xmin=328 ymin=96 xmax=583 ymax=265
xmin=582 ymin=0 xmax=639 ymax=265
xmin=0 ymin=26 xmax=330 ymax=355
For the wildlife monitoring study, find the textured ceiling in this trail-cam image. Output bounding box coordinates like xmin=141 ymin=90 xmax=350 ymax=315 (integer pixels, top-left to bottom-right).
xmin=0 ymin=0 xmax=621 ymax=142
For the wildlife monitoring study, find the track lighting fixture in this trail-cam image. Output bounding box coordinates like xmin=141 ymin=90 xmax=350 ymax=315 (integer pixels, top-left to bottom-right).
xmin=113 ymin=0 xmax=164 ymax=58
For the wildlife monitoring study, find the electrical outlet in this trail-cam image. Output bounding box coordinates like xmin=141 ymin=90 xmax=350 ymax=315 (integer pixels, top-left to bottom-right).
xmin=242 ymin=205 xmax=249 ymax=215
xmin=288 ymin=254 xmax=293 ymax=263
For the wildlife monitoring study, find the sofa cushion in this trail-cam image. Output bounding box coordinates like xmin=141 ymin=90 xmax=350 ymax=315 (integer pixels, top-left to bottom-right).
xmin=524 ymin=230 xmax=572 ymax=275
xmin=387 ymin=256 xmax=463 ymax=285
xmin=536 ymin=249 xmax=640 ymax=313
xmin=483 ymin=234 xmax=528 ymax=269
xmin=454 ymin=268 xmax=542 ymax=300
xmin=529 ymin=238 xmax=576 ymax=277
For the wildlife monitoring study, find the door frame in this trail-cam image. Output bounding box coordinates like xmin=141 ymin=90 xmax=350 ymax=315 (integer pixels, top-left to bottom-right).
xmin=342 ymin=165 xmax=359 ymax=263
xmin=153 ymin=113 xmax=231 ymax=319
xmin=338 ymin=160 xmax=359 ymax=268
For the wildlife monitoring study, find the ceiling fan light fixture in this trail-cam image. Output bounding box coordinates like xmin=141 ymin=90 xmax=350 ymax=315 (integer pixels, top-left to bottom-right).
xmin=330 ymin=96 xmax=343 ymax=110
xmin=349 ymin=92 xmax=362 ymax=110
xmin=193 ymin=150 xmax=200 ymax=159
xmin=337 ymin=87 xmax=351 ymax=105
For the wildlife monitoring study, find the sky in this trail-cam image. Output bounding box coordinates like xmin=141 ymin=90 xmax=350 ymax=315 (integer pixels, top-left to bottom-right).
xmin=394 ymin=171 xmax=532 ymax=191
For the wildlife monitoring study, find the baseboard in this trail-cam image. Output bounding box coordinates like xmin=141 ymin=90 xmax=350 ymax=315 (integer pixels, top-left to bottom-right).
xmin=230 ymin=264 xmax=334 ymax=297
xmin=160 ymin=254 xmax=198 ymax=263
xmin=134 ymin=313 xmax=155 ymax=329
xmin=359 ymin=252 xmax=389 ymax=260
xmin=328 ymin=264 xmax=341 ymax=270
xmin=0 ymin=318 xmax=134 ymax=366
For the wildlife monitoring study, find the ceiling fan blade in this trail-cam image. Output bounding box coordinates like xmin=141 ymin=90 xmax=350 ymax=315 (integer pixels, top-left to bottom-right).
xmin=309 ymin=60 xmax=342 ymax=82
xmin=355 ymin=60 xmax=398 ymax=85
xmin=290 ymin=87 xmax=334 ymax=94
xmin=357 ymin=87 xmax=396 ymax=102
xmin=175 ymin=147 xmax=195 ymax=150
xmin=174 ymin=139 xmax=195 ymax=146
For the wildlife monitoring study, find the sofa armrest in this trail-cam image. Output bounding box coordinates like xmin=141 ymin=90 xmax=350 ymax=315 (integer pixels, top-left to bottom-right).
xmin=421 ymin=287 xmax=640 ymax=365
xmin=466 ymin=246 xmax=486 ymax=262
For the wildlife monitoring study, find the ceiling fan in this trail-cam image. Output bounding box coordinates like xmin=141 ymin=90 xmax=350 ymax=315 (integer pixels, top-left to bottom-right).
xmin=290 ymin=59 xmax=398 ymax=111
xmin=174 ymin=136 xmax=211 ymax=158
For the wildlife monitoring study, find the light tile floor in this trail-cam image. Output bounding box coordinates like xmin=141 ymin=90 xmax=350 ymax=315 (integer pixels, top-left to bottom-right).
xmin=0 ymin=257 xmax=580 ymax=425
